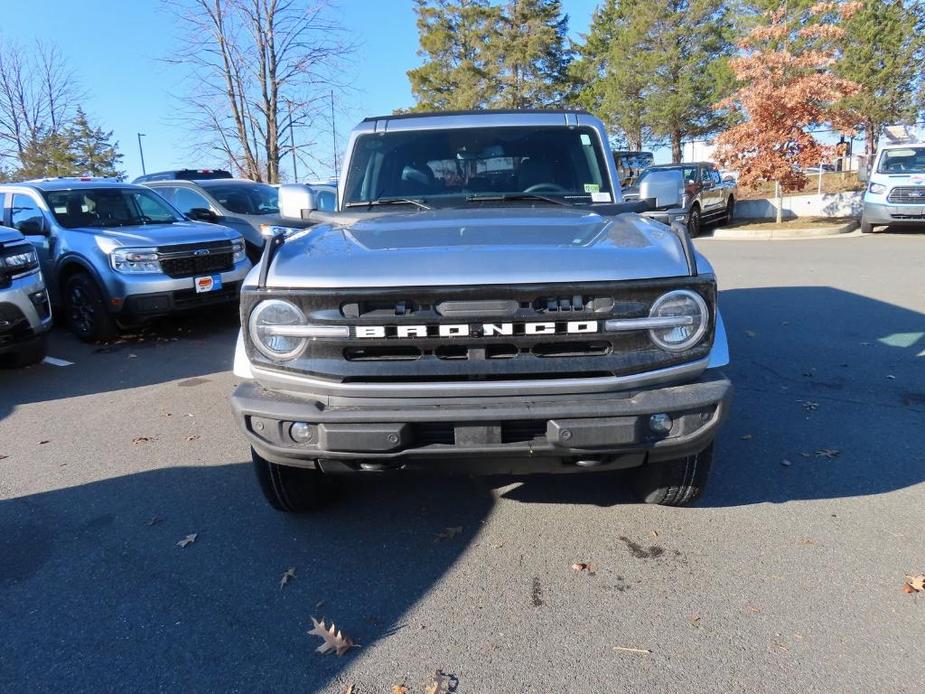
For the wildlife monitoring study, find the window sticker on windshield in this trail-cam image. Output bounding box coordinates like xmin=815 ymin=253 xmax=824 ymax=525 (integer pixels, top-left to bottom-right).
xmin=583 ymin=183 xmax=600 ymax=193
xmin=591 ymin=191 xmax=612 ymax=203
xmin=580 ymin=133 xmax=592 ymax=146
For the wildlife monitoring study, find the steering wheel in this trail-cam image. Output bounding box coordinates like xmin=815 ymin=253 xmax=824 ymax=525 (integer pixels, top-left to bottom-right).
xmin=524 ymin=183 xmax=568 ymax=194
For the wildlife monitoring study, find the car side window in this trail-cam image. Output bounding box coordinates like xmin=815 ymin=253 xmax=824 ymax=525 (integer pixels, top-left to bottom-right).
xmin=10 ymin=193 xmax=45 ymax=234
xmin=169 ymin=187 xmax=212 ymax=215
xmin=700 ymin=167 xmax=713 ymax=185
xmin=316 ymin=190 xmax=336 ymax=211
xmin=711 ymin=169 xmax=722 ymax=185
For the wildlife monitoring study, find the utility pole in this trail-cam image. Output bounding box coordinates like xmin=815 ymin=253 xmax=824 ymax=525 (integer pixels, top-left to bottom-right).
xmin=287 ymin=99 xmax=298 ymax=183
xmin=330 ymin=90 xmax=338 ymax=180
xmin=137 ymin=133 xmax=147 ymax=175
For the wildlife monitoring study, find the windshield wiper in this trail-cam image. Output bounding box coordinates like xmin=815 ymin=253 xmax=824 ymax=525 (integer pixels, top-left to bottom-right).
xmin=345 ymin=197 xmax=431 ymax=210
xmin=465 ymin=193 xmax=574 ymax=208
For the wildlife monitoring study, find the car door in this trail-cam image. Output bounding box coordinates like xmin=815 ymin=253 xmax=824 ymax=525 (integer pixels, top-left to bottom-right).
xmin=9 ymin=192 xmax=55 ymax=280
xmin=699 ymin=166 xmax=721 ymax=215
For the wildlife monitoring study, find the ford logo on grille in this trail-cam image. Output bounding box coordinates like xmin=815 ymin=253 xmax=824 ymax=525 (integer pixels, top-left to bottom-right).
xmin=193 ymin=249 xmax=211 ymax=256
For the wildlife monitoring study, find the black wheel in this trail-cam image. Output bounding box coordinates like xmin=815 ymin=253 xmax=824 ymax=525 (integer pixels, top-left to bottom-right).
xmin=860 ymin=220 xmax=875 ymax=234
xmin=63 ymin=272 xmax=117 ymax=342
xmin=631 ymin=442 xmax=713 ymax=506
xmin=687 ymin=205 xmax=702 ymax=237
xmin=3 ymin=334 xmax=47 ymax=368
xmin=725 ymin=196 xmax=735 ymax=224
xmin=252 ymin=447 xmax=334 ymax=512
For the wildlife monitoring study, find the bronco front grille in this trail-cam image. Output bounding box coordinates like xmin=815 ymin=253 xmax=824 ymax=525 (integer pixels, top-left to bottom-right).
xmin=887 ymin=187 xmax=925 ymax=204
xmin=242 ymin=278 xmax=717 ymax=384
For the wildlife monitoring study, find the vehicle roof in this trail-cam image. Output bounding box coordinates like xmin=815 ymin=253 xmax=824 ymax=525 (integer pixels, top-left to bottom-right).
xmin=362 ymin=108 xmax=594 ymax=122
xmin=878 ymin=142 xmax=925 ymax=150
xmin=146 ymin=178 xmax=266 ymax=187
xmin=1 ymin=179 xmax=140 ymax=192
xmin=647 ymin=162 xmax=714 ymax=169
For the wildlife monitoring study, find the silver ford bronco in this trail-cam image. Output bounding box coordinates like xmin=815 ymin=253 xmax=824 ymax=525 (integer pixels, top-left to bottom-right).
xmin=0 ymin=226 xmax=52 ymax=366
xmin=231 ymin=110 xmax=732 ymax=510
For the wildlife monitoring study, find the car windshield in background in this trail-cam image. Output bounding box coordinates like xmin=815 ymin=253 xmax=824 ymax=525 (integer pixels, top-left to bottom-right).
xmin=638 ymin=166 xmax=697 ymax=185
xmin=206 ymin=183 xmax=280 ymax=215
xmin=43 ymin=188 xmax=182 ymax=229
xmin=878 ymin=147 xmax=925 ymax=174
xmin=343 ymin=125 xmax=612 ymax=206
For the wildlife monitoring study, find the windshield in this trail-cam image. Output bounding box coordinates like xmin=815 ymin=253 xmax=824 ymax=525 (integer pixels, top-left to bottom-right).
xmin=206 ymin=182 xmax=280 ymax=215
xmin=343 ymin=125 xmax=613 ymax=206
xmin=878 ymin=147 xmax=925 ymax=174
xmin=637 ymin=166 xmax=697 ymax=186
xmin=44 ymin=188 xmax=182 ymax=228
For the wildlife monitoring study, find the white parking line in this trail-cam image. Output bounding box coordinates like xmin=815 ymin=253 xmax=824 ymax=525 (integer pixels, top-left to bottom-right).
xmin=42 ymin=356 xmax=74 ymax=367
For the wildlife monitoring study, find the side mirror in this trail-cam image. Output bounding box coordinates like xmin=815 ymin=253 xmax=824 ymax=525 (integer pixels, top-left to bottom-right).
xmin=279 ymin=184 xmax=319 ymax=220
xmin=17 ymin=217 xmax=48 ymax=236
xmin=723 ymin=175 xmax=735 ymax=184
xmin=187 ymin=207 xmax=218 ymax=223
xmin=639 ymin=169 xmax=684 ymax=209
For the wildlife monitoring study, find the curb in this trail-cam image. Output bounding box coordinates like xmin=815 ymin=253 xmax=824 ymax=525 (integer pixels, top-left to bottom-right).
xmin=711 ymin=220 xmax=859 ymax=240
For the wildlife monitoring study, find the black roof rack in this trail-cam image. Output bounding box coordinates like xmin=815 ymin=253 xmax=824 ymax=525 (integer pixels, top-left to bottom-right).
xmin=361 ymin=108 xmax=593 ymax=122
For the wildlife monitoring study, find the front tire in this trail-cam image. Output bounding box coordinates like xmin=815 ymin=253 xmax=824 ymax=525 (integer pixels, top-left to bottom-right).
xmin=860 ymin=220 xmax=875 ymax=234
xmin=687 ymin=205 xmax=702 ymax=238
xmin=631 ymin=443 xmax=713 ymax=506
xmin=252 ymin=447 xmax=333 ymax=512
xmin=725 ymin=196 xmax=735 ymax=224
xmin=63 ymin=272 xmax=117 ymax=342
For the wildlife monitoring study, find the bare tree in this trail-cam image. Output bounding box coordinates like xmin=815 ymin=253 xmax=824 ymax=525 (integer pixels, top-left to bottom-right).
xmin=0 ymin=39 xmax=81 ymax=165
xmin=163 ymin=0 xmax=351 ymax=182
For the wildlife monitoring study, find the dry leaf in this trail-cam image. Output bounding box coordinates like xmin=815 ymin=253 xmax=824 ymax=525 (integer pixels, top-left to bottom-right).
xmin=144 ymin=516 xmax=162 ymax=526
xmin=424 ymin=670 xmax=453 ymax=694
xmin=0 ymin=454 xmax=8 ymax=460
xmin=391 ymin=686 xmax=409 ymax=694
xmin=815 ymin=448 xmax=840 ymax=459
xmin=133 ymin=436 xmax=153 ymax=445
xmin=689 ymin=613 xmax=701 ymax=627
xmin=344 ymin=686 xmax=354 ymax=694
xmin=279 ymin=567 xmax=296 ymax=589
xmin=571 ymin=562 xmax=595 ymax=574
xmin=904 ymin=575 xmax=925 ymax=593
xmin=38 ymin=440 xmax=50 ymax=445
xmin=176 ymin=533 xmax=198 ymax=548
xmin=307 ymin=617 xmax=354 ymax=656
xmin=613 ymin=646 xmax=651 ymax=655
xmin=433 ymin=526 xmax=462 ymax=542
xmin=186 ymin=435 xmax=200 ymax=442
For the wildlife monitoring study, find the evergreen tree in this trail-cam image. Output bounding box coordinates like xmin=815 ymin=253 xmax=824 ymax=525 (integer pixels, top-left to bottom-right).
xmin=836 ymin=0 xmax=925 ymax=156
xmin=68 ymin=107 xmax=124 ymax=178
xmin=495 ymin=0 xmax=572 ymax=108
xmin=407 ymin=0 xmax=503 ymax=110
xmin=17 ymin=131 xmax=77 ymax=180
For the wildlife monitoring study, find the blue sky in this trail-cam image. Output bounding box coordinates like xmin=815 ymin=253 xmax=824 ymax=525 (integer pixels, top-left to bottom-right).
xmin=2 ymin=0 xmax=604 ymax=180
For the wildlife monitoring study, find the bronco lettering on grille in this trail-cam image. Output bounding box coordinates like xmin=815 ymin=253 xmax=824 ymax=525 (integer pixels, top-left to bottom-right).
xmin=355 ymin=321 xmax=599 ymax=339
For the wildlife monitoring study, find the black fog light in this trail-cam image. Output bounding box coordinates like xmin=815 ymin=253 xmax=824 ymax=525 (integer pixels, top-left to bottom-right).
xmin=289 ymin=422 xmax=313 ymax=443
xmin=648 ymin=413 xmax=673 ymax=435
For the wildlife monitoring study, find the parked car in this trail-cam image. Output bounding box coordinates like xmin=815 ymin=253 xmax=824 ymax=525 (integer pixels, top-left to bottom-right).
xmin=142 ymin=178 xmax=314 ymax=260
xmin=230 ymin=109 xmax=732 ymax=512
xmin=613 ymin=150 xmax=654 ymax=187
xmin=0 ymin=226 xmax=52 ymax=366
xmin=132 ymin=168 xmax=232 ymax=184
xmin=0 ymin=179 xmax=251 ymax=341
xmin=623 ymin=162 xmax=737 ymax=236
xmin=860 ymin=142 xmax=925 ymax=233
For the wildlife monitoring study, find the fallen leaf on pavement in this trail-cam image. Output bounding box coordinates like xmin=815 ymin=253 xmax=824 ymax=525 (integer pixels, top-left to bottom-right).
xmin=0 ymin=454 xmax=8 ymax=460
xmin=689 ymin=613 xmax=701 ymax=627
xmin=391 ymin=686 xmax=409 ymax=694
xmin=144 ymin=516 xmax=162 ymax=526
xmin=903 ymin=575 xmax=925 ymax=593
xmin=801 ymin=401 xmax=819 ymax=411
xmin=307 ymin=617 xmax=354 ymax=656
xmin=424 ymin=670 xmax=455 ymax=694
xmin=571 ymin=562 xmax=595 ymax=574
xmin=133 ymin=436 xmax=153 ymax=445
xmin=740 ymin=433 xmax=752 ymax=440
xmin=38 ymin=440 xmax=50 ymax=445
xmin=433 ymin=526 xmax=463 ymax=542
xmin=176 ymin=533 xmax=198 ymax=548
xmin=815 ymin=448 xmax=840 ymax=459
xmin=186 ymin=435 xmax=200 ymax=442
xmin=613 ymin=646 xmax=651 ymax=655
xmin=344 ymin=686 xmax=354 ymax=694
xmin=280 ymin=567 xmax=296 ymax=589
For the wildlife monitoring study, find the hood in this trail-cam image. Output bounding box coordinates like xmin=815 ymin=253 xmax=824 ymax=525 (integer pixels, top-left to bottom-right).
xmin=71 ymin=221 xmax=241 ymax=247
xmin=267 ymin=207 xmax=690 ymax=288
xmin=0 ymin=226 xmax=25 ymax=246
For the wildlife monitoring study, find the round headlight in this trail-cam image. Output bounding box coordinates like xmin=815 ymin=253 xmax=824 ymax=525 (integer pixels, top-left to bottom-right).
xmin=248 ymin=299 xmax=307 ymax=361
xmin=648 ymin=290 xmax=708 ymax=352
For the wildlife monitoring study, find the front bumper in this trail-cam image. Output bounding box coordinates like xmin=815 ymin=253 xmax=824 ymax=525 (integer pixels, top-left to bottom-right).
xmin=0 ymin=269 xmax=52 ymax=354
xmin=108 ymin=260 xmax=251 ymax=317
xmin=862 ymin=200 xmax=925 ymax=226
xmin=231 ymin=369 xmax=732 ymax=474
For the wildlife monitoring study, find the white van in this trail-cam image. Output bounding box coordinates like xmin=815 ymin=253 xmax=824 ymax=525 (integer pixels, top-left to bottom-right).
xmin=861 ymin=135 xmax=925 ymax=233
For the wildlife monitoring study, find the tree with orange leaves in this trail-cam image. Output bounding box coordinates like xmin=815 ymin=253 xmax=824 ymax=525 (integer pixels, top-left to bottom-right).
xmin=713 ymin=2 xmax=860 ymax=223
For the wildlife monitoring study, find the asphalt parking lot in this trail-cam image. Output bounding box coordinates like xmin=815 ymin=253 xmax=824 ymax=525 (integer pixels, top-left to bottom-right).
xmin=1 ymin=230 xmax=923 ymax=693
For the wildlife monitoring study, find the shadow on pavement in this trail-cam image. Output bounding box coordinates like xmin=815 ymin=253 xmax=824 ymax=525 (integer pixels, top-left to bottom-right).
xmin=0 ymin=464 xmax=494 ymax=692
xmin=0 ymin=308 xmax=240 ymax=422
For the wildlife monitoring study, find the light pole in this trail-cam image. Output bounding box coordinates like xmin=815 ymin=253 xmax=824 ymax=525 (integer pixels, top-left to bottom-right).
xmin=287 ymin=99 xmax=297 ymax=183
xmin=137 ymin=133 xmax=147 ymax=175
